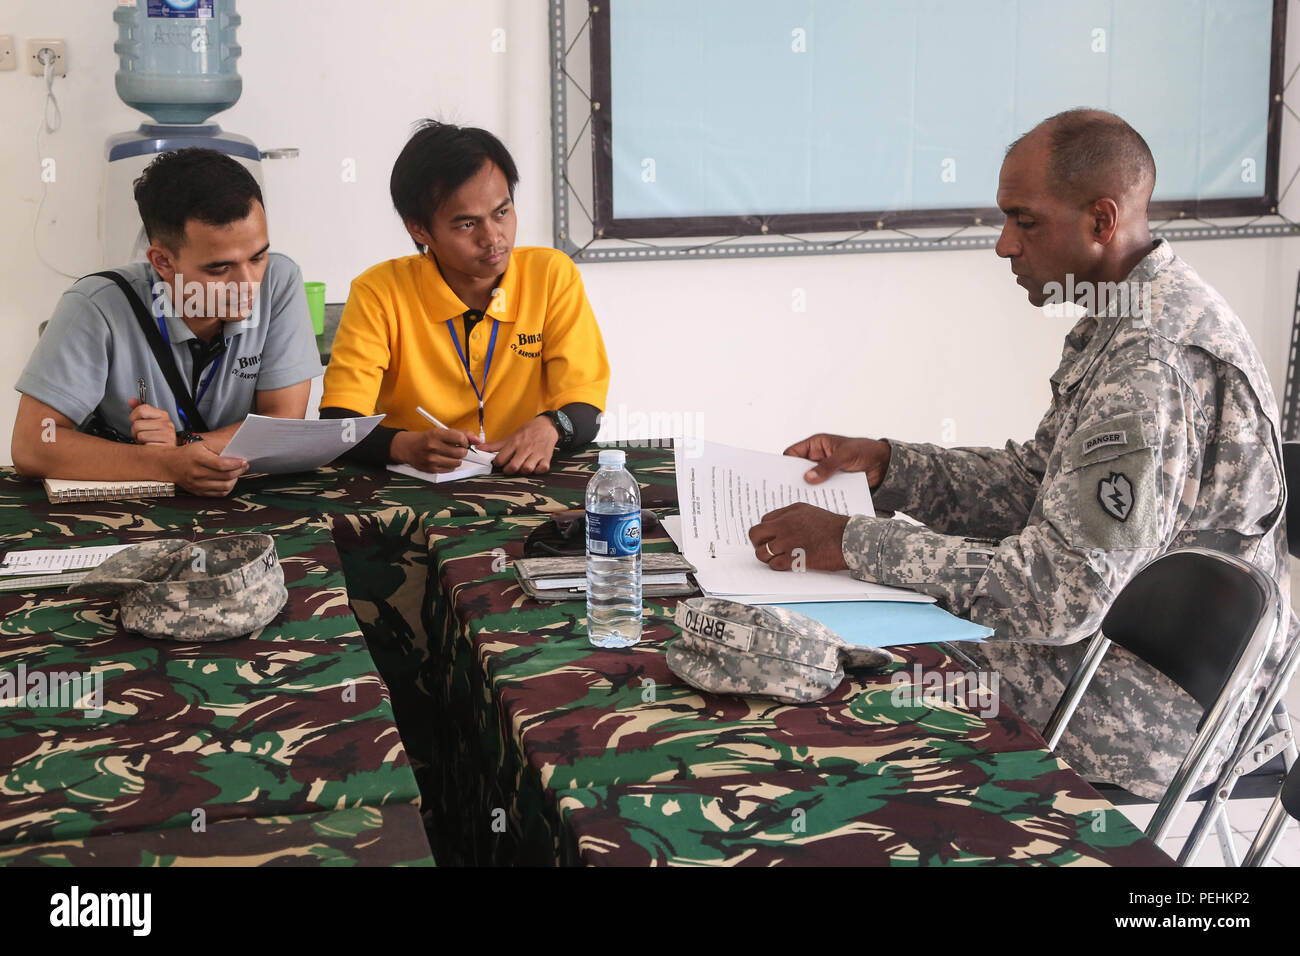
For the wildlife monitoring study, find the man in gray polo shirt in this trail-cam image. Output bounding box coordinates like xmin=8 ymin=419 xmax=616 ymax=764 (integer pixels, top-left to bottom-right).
xmin=11 ymin=148 xmax=322 ymax=496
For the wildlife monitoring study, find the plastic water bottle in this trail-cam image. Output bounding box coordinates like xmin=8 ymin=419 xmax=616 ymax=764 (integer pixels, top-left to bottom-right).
xmin=586 ymin=450 xmax=642 ymax=647
xmin=113 ymin=0 xmax=243 ymax=125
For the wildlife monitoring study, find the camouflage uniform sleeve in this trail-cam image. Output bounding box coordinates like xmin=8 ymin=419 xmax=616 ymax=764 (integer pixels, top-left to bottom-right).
xmin=846 ymin=356 xmax=1203 ymax=644
xmin=872 ymin=408 xmax=1052 ymax=539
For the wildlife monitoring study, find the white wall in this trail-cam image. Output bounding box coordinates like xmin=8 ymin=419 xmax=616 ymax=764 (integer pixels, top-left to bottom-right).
xmin=2 ymin=0 xmax=1299 ymax=465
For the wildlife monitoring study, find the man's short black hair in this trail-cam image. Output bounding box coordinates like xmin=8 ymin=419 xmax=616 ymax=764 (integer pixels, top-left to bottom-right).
xmin=1007 ymin=109 xmax=1157 ymax=208
xmin=390 ymin=120 xmax=520 ymax=252
xmin=133 ymin=148 xmax=264 ymax=251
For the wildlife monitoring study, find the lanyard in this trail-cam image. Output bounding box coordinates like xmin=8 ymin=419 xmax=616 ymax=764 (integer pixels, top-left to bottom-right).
xmin=445 ymin=316 xmax=499 ymax=440
xmin=154 ymin=311 xmax=228 ymax=430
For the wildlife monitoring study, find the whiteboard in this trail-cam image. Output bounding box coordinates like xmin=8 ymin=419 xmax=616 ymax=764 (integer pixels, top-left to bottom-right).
xmin=595 ymin=0 xmax=1280 ymax=234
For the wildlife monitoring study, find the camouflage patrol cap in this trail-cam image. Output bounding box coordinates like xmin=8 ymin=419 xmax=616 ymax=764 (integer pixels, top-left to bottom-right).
xmin=668 ymin=597 xmax=892 ymax=704
xmin=70 ymin=534 xmax=287 ymax=642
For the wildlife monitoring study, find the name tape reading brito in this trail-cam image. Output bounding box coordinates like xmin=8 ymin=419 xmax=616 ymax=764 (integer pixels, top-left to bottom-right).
xmin=676 ymin=606 xmax=753 ymax=647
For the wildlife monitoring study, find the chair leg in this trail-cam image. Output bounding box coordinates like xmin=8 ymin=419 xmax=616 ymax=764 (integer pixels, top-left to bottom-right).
xmin=1155 ymin=702 xmax=1257 ymax=850
xmin=1178 ymin=803 xmax=1220 ymax=866
xmin=1179 ymin=691 xmax=1295 ymax=863
xmin=1241 ymin=795 xmax=1289 ymax=867
xmin=1215 ymin=812 xmax=1240 ymax=866
xmin=1182 ymin=702 xmax=1296 ymax=865
xmin=1276 ymin=701 xmax=1297 ymax=769
xmin=939 ymin=641 xmax=980 ymax=671
xmin=1043 ymin=634 xmax=1111 ymax=751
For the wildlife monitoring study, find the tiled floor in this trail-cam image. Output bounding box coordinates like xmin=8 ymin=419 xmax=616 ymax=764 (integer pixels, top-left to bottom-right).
xmin=1117 ymin=797 xmax=1299 ymax=866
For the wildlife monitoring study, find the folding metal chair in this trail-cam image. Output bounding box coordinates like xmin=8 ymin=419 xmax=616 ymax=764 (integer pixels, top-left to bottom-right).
xmin=1173 ymin=442 xmax=1300 ymax=864
xmin=1041 ymin=548 xmax=1284 ymax=853
xmin=1241 ymin=759 xmax=1300 ymax=866
xmin=1176 ymin=621 xmax=1299 ymax=865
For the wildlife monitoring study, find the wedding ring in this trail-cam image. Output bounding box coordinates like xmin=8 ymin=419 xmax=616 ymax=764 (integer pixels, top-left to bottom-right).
xmin=763 ymin=542 xmax=776 ymax=558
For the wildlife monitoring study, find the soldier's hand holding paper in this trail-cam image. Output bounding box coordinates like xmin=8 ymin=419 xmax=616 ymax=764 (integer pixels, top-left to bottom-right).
xmin=784 ymin=433 xmax=891 ymax=488
xmin=748 ymin=503 xmax=850 ymax=572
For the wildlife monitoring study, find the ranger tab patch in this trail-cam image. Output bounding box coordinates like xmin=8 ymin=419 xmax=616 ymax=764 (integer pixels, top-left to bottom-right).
xmin=1083 ymin=430 xmax=1128 ymax=455
xmin=1098 ymin=472 xmax=1134 ymax=521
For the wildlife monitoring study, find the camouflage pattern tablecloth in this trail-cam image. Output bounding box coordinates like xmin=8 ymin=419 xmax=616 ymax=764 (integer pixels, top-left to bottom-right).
xmin=0 ymin=805 xmax=433 ymax=867
xmin=555 ymin=755 xmax=1165 ymax=867
xmin=0 ymin=510 xmax=432 ymax=865
xmin=419 ymin=511 xmax=1173 ymax=867
xmin=0 ymin=443 xmax=1171 ymax=866
xmin=313 ymin=445 xmax=676 ymax=815
xmin=0 ymin=444 xmax=672 ymax=866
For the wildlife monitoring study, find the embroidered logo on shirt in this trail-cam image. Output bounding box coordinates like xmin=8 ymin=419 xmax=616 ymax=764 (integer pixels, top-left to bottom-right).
xmin=1083 ymin=431 xmax=1127 ymax=455
xmin=1098 ymin=472 xmax=1134 ymax=522
xmin=511 ymin=332 xmax=542 ymax=359
xmin=232 ymin=351 xmax=263 ymax=380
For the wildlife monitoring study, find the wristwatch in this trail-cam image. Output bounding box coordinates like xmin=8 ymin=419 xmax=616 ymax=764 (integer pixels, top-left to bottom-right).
xmin=179 ymin=431 xmax=204 ymax=446
xmin=540 ymin=409 xmax=574 ymax=450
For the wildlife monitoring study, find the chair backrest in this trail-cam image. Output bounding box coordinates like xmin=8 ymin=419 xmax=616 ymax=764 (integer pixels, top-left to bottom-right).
xmin=1284 ymin=441 xmax=1300 ymax=559
xmin=1101 ymin=549 xmax=1278 ymax=713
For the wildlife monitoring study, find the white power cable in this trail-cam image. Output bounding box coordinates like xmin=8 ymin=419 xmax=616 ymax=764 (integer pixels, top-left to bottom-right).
xmin=40 ymin=51 xmax=61 ymax=133
xmin=33 ymin=48 xmax=77 ymax=280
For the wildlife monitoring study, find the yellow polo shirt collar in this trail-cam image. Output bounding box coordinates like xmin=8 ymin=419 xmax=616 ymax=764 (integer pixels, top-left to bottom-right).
xmin=419 ymin=252 xmax=520 ymax=325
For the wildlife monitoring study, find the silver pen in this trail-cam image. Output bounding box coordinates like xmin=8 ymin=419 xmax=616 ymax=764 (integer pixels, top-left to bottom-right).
xmin=137 ymin=378 xmax=148 ymax=404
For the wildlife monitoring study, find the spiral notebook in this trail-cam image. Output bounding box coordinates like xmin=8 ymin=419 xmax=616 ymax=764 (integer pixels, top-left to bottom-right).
xmin=42 ymin=478 xmax=175 ymax=503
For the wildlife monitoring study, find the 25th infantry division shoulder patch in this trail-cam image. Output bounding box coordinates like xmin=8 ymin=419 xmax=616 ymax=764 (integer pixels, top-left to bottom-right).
xmin=1058 ymin=411 xmax=1160 ymax=550
xmin=1098 ymin=473 xmax=1134 ymax=522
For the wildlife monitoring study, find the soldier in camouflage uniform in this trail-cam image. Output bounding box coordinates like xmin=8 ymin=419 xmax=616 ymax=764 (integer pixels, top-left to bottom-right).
xmin=748 ymin=109 xmax=1291 ymax=801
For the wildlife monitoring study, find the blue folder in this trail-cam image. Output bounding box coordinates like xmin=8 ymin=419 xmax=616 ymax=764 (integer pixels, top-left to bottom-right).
xmin=760 ymin=601 xmax=992 ymax=648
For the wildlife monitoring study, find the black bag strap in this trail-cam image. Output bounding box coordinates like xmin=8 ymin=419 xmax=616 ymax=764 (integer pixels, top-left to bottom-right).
xmin=87 ymin=270 xmax=210 ymax=434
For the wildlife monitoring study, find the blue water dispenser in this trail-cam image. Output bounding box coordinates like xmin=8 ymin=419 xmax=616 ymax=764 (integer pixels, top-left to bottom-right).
xmin=100 ymin=1 xmax=294 ymax=264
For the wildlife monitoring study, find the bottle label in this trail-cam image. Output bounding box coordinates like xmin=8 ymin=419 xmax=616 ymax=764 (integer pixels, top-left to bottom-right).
xmin=148 ymin=0 xmax=215 ymax=18
xmin=586 ymin=511 xmax=641 ymax=557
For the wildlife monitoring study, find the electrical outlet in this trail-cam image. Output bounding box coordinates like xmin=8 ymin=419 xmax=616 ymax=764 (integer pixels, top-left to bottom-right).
xmin=26 ymin=38 xmax=66 ymax=77
xmin=0 ymin=36 xmax=16 ymax=72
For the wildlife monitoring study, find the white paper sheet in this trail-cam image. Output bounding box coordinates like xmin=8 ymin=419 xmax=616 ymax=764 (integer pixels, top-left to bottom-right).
xmin=220 ymin=414 xmax=384 ymax=474
xmin=387 ymin=460 xmax=492 ymax=484
xmin=670 ymin=442 xmax=934 ymax=604
xmin=0 ymin=544 xmax=134 ymax=576
xmin=462 ymin=446 xmax=497 ymax=467
xmin=675 ymin=440 xmax=874 ymax=550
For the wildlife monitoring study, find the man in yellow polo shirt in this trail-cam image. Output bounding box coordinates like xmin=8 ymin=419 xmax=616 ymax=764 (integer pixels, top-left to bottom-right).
xmin=320 ymin=121 xmax=610 ymax=474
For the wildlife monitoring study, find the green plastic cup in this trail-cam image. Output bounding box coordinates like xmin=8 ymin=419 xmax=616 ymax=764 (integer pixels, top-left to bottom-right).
xmin=304 ymin=282 xmax=326 ymax=335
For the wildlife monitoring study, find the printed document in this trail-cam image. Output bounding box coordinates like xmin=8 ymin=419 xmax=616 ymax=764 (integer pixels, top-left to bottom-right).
xmin=221 ymin=414 xmax=384 ymax=474
xmin=0 ymin=544 xmax=134 ymax=576
xmin=672 ymin=441 xmax=932 ymax=603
